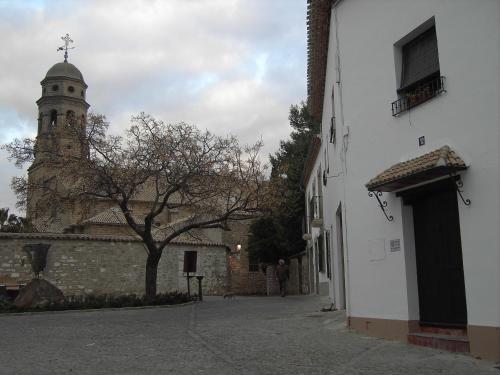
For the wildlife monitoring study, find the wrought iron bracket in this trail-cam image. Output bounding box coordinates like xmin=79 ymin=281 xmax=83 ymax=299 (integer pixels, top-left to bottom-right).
xmin=368 ymin=191 xmax=394 ymax=221
xmin=450 ymin=174 xmax=471 ymax=206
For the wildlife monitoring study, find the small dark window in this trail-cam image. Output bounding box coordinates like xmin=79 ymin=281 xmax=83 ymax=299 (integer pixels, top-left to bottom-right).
xmin=42 ymin=88 xmax=46 ymax=95
xmin=66 ymin=145 xmax=72 ymax=150
xmin=249 ymin=264 xmax=259 ymax=272
xmin=183 ymin=251 xmax=197 ymax=273
xmin=399 ymin=26 xmax=440 ymax=92
xmin=81 ymin=90 xmax=85 ymax=98
xmin=50 ymin=110 xmax=57 ymax=127
xmin=52 ymin=84 xmax=59 ymax=92
xmin=68 ymin=86 xmax=74 ymax=93
xmin=329 ymin=117 xmax=336 ymax=144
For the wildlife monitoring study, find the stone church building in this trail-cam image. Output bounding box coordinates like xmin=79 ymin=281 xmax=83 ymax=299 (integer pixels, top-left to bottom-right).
xmin=0 ymin=56 xmax=267 ymax=297
xmin=27 ymin=59 xmax=176 ymax=236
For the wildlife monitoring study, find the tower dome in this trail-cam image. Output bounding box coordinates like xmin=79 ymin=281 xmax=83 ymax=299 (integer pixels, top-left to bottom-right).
xmin=36 ymin=58 xmax=90 ymax=141
xmin=45 ymin=61 xmax=85 ymax=83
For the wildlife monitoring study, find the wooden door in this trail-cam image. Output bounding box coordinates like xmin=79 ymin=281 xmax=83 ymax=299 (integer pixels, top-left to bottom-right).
xmin=410 ymin=182 xmax=467 ymax=326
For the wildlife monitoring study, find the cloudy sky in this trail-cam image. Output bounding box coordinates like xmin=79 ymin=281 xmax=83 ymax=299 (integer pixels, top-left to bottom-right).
xmin=0 ymin=0 xmax=307 ymax=214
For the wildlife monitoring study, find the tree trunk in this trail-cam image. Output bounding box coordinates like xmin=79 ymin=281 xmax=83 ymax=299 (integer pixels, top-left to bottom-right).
xmin=145 ymin=250 xmax=162 ymax=300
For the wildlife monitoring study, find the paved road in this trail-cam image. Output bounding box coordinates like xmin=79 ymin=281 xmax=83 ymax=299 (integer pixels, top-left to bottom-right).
xmin=0 ymin=296 xmax=497 ymax=374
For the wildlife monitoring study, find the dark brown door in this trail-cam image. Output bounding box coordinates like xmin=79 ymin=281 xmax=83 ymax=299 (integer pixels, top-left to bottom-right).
xmin=408 ymin=180 xmax=467 ymax=326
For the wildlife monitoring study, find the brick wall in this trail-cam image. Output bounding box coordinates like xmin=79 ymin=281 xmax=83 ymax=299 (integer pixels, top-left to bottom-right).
xmin=0 ymin=233 xmax=228 ymax=296
xmin=228 ymin=250 xmax=266 ymax=295
xmin=222 ymin=221 xmax=266 ymax=295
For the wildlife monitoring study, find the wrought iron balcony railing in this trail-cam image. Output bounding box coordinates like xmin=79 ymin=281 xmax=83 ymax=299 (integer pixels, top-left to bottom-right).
xmin=392 ymin=76 xmax=446 ymax=116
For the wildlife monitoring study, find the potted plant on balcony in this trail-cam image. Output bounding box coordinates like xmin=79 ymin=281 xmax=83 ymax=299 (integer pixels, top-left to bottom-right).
xmin=406 ymin=92 xmax=420 ymax=107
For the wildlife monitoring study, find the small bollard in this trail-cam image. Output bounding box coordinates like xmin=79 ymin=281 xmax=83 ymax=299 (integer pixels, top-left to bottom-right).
xmin=196 ymin=276 xmax=204 ymax=301
xmin=186 ymin=275 xmax=196 ymax=297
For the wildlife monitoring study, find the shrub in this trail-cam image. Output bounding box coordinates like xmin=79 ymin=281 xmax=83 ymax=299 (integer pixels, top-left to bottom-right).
xmin=0 ymin=292 xmax=195 ymax=313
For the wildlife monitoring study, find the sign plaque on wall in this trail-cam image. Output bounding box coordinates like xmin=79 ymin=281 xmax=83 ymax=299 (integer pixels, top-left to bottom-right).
xmin=390 ymin=239 xmax=401 ymax=252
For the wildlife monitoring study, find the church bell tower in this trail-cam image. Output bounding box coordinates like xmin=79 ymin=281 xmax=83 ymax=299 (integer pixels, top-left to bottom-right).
xmin=27 ymin=34 xmax=90 ymax=231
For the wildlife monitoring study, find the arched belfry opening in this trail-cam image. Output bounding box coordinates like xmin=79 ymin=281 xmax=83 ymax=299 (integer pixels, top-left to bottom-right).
xmin=38 ymin=113 xmax=42 ymax=133
xmin=50 ymin=109 xmax=58 ymax=127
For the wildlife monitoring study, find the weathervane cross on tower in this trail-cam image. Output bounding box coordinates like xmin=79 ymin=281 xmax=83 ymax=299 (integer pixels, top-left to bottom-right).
xmin=57 ymin=33 xmax=75 ymax=62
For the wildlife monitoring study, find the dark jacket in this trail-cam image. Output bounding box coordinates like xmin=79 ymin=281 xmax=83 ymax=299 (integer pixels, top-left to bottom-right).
xmin=275 ymin=264 xmax=289 ymax=281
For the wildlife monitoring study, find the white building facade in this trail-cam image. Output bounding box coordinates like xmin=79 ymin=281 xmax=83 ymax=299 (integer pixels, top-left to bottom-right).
xmin=303 ymin=136 xmax=339 ymax=300
xmin=306 ymin=0 xmax=500 ymax=361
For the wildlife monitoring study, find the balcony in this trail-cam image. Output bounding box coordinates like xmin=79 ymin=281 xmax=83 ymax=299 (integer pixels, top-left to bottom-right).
xmin=309 ymin=195 xmax=323 ymax=228
xmin=392 ymin=76 xmax=446 ymax=116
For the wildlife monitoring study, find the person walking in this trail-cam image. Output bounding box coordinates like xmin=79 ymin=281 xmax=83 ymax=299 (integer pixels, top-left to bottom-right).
xmin=275 ymin=259 xmax=289 ymax=297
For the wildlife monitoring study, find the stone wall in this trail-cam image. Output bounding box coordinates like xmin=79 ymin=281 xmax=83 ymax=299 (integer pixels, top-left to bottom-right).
xmin=288 ymin=252 xmax=311 ymax=295
xmin=0 ymin=233 xmax=228 ymax=296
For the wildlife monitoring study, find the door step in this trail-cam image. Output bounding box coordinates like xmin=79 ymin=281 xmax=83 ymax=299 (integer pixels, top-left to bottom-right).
xmin=408 ymin=327 xmax=470 ymax=353
xmin=418 ymin=325 xmax=467 ymax=336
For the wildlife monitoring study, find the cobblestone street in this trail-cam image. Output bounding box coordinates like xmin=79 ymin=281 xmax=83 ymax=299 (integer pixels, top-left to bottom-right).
xmin=0 ymin=296 xmax=497 ymax=374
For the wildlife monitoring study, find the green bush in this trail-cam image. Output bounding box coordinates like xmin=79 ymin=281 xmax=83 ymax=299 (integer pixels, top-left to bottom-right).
xmin=0 ymin=292 xmax=195 ymax=313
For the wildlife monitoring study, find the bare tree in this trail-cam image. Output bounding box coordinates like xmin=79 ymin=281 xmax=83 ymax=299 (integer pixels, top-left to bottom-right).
xmin=4 ymin=113 xmax=268 ymax=299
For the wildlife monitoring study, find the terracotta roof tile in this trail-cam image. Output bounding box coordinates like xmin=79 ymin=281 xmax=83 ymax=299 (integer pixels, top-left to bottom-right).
xmin=81 ymin=212 xmax=222 ymax=246
xmin=81 ymin=208 xmax=144 ymax=225
xmin=366 ymin=146 xmax=467 ymax=192
xmin=307 ymin=0 xmax=333 ymax=122
xmin=302 ymin=135 xmax=322 ymax=187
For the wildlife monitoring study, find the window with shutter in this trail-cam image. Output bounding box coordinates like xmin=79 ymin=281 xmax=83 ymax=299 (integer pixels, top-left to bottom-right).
xmin=318 ymin=233 xmax=325 ymax=272
xmin=400 ymin=26 xmax=440 ymax=92
xmin=392 ymin=23 xmax=445 ymax=116
xmin=325 ymin=230 xmax=332 ymax=279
